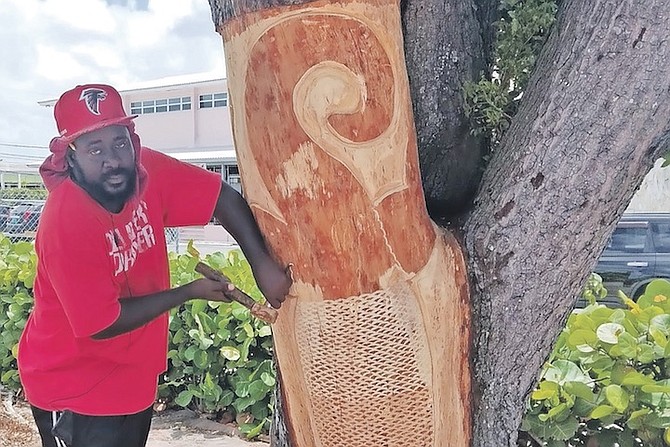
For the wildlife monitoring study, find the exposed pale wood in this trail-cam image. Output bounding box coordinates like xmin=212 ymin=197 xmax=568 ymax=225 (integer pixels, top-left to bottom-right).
xmin=212 ymin=0 xmax=471 ymax=445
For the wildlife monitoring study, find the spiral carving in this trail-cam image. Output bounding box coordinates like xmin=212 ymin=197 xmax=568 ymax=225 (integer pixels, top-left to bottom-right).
xmin=293 ymin=58 xmax=408 ymax=206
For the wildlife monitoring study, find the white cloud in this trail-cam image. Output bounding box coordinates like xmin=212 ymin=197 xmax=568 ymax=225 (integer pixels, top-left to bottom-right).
xmin=0 ymin=0 xmax=225 ymax=157
xmin=123 ymin=1 xmax=193 ymax=48
xmin=39 ymin=0 xmax=117 ymax=35
xmin=35 ymin=45 xmax=91 ymax=81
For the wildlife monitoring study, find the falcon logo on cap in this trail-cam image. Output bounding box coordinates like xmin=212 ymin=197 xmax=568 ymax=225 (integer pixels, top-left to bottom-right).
xmin=79 ymin=88 xmax=108 ymax=115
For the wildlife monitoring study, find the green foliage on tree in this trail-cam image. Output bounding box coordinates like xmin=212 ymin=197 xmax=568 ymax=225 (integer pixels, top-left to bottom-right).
xmin=463 ymin=0 xmax=558 ymax=143
xmin=521 ymin=276 xmax=670 ymax=447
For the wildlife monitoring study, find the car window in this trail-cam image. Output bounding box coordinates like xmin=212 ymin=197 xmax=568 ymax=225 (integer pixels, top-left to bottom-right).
xmin=652 ymin=222 xmax=670 ymax=253
xmin=606 ymin=223 xmax=649 ymax=254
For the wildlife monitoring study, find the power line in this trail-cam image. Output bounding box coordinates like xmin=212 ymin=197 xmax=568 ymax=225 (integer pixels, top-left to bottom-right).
xmin=0 ymin=153 xmax=46 ymax=161
xmin=0 ymin=142 xmax=49 ymax=149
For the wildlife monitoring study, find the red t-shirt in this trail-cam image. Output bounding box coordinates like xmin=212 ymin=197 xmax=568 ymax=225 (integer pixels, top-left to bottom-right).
xmin=18 ymin=148 xmax=222 ymax=415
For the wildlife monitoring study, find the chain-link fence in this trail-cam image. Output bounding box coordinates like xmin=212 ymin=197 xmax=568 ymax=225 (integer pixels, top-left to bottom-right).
xmin=0 ymin=186 xmax=47 ymax=242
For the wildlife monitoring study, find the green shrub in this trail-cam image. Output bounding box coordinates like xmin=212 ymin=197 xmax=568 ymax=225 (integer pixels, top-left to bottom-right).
xmin=0 ymin=188 xmax=48 ymax=201
xmin=0 ymin=235 xmax=274 ymax=439
xmin=521 ymin=277 xmax=670 ymax=446
xmin=0 ymin=235 xmax=37 ymax=391
xmin=3 ymin=234 xmax=668 ymax=443
xmin=161 ymin=247 xmax=275 ymax=438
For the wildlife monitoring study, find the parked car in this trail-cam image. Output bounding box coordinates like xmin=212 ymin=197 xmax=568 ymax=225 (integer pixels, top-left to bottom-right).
xmin=0 ymin=205 xmax=10 ymax=231
xmin=5 ymin=203 xmax=44 ymax=235
xmin=589 ymin=212 xmax=670 ymax=307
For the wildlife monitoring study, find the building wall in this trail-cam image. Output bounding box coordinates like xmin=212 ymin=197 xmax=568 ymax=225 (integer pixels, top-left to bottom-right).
xmin=117 ymin=78 xmax=240 ymax=192
xmin=120 ymin=79 xmax=234 ymax=154
xmin=43 ymin=77 xmax=670 ymax=213
xmin=627 ymin=159 xmax=670 ymax=212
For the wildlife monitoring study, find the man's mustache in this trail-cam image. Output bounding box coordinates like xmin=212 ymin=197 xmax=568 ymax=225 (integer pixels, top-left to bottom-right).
xmin=103 ymin=168 xmax=134 ymax=180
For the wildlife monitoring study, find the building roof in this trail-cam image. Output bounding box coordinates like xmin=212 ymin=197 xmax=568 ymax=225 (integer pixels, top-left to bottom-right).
xmin=168 ymin=150 xmax=237 ymax=162
xmin=38 ymin=72 xmax=227 ymax=107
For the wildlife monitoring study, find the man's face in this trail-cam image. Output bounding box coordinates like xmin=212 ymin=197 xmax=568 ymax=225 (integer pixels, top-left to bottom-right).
xmin=69 ymin=125 xmax=137 ymax=208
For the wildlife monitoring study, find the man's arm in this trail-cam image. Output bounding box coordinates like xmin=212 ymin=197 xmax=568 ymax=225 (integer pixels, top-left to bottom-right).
xmin=92 ymin=278 xmax=233 ymax=340
xmin=213 ymin=182 xmax=292 ymax=308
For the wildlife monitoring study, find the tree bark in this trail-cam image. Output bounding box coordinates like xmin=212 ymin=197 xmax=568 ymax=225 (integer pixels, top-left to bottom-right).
xmin=206 ymin=0 xmax=670 ymax=446
xmin=401 ymin=0 xmax=488 ymax=216
xmin=465 ymin=1 xmax=670 ymax=446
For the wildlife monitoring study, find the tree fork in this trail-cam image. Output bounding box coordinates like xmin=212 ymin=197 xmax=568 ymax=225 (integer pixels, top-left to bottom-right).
xmin=208 ymin=0 xmax=670 ymax=446
xmin=466 ymin=1 xmax=670 ymax=445
xmin=208 ymin=0 xmax=472 ymax=446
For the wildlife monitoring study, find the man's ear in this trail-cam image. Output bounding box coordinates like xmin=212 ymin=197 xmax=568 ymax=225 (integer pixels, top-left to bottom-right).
xmin=65 ymin=147 xmax=75 ymax=168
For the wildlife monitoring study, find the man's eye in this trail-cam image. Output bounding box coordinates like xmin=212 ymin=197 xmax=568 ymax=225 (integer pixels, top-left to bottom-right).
xmin=89 ymin=149 xmax=102 ymax=156
xmin=115 ymin=140 xmax=129 ymax=149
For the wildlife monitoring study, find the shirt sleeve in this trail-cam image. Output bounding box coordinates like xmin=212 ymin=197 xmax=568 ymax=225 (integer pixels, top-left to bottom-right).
xmin=142 ymin=149 xmax=223 ymax=228
xmin=43 ymin=233 xmax=121 ymax=338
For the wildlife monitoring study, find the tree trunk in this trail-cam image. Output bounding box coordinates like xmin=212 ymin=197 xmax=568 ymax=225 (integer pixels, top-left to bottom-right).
xmin=401 ymin=0 xmax=489 ymax=216
xmin=465 ymin=1 xmax=670 ymax=446
xmin=208 ymin=0 xmax=472 ymax=446
xmin=207 ymin=0 xmax=670 ymax=446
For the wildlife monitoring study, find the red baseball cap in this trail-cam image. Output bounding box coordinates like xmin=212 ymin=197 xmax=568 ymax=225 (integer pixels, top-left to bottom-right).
xmin=53 ymin=84 xmax=137 ymax=143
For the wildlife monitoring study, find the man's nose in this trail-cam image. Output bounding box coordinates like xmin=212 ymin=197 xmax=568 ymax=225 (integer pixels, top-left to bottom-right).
xmin=102 ymin=149 xmax=122 ymax=169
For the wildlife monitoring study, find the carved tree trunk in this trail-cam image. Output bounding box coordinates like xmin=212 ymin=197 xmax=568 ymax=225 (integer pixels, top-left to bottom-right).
xmin=207 ymin=0 xmax=670 ymax=446
xmin=208 ymin=0 xmax=471 ymax=446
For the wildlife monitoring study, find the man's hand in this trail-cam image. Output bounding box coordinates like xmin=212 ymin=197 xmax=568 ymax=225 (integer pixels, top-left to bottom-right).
xmin=212 ymin=182 xmax=292 ymax=308
xmin=187 ymin=278 xmax=234 ymax=302
xmin=252 ymin=255 xmax=292 ymax=309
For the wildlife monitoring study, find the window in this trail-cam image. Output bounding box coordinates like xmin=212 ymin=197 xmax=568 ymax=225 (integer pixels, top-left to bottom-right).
xmin=652 ymin=223 xmax=670 ymax=253
xmin=199 ymin=92 xmax=228 ymax=108
xmin=225 ymin=164 xmax=241 ymax=193
xmin=606 ymin=224 xmax=649 ymax=253
xmin=155 ymin=99 xmax=167 ymax=113
xmin=206 ymin=164 xmax=223 ymax=175
xmin=130 ymin=96 xmax=191 ymax=115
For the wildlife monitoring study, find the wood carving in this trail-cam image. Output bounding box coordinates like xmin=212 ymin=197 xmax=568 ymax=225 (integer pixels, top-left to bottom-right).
xmin=216 ymin=0 xmax=472 ymax=445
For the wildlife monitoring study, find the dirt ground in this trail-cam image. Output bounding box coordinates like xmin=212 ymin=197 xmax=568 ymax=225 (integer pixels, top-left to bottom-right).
xmin=0 ymin=395 xmax=268 ymax=447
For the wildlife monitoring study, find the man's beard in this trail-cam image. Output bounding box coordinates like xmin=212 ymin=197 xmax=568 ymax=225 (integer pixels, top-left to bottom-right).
xmin=71 ymin=162 xmax=137 ymax=209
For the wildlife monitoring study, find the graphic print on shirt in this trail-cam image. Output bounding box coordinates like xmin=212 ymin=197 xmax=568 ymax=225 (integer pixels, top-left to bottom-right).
xmin=105 ymin=201 xmax=156 ymax=275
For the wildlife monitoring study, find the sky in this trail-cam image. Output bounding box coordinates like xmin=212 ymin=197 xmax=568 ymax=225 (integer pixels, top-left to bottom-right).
xmin=0 ymin=0 xmax=226 ymax=164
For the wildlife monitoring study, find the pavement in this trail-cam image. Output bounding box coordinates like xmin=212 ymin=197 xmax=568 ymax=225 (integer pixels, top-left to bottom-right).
xmin=148 ymin=410 xmax=268 ymax=447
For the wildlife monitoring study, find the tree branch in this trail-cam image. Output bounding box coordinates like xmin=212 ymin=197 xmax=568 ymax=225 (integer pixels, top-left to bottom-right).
xmin=402 ymin=0 xmax=489 ymax=218
xmin=466 ymin=1 xmax=670 ymax=445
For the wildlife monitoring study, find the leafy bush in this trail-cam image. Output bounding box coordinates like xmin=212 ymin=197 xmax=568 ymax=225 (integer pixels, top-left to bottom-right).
xmin=161 ymin=247 xmax=276 ymax=438
xmin=3 ymin=234 xmax=668 ymax=443
xmin=0 ymin=235 xmax=37 ymax=391
xmin=521 ymin=277 xmax=670 ymax=446
xmin=0 ymin=188 xmax=48 ymax=201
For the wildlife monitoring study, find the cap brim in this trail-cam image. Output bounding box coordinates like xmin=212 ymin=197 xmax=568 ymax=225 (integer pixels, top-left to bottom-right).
xmin=62 ymin=115 xmax=138 ymax=143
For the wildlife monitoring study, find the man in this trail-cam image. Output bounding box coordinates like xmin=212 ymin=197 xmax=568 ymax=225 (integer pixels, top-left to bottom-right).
xmin=17 ymin=84 xmax=292 ymax=447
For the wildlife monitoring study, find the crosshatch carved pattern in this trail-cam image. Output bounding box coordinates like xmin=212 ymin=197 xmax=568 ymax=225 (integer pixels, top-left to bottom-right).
xmin=295 ymin=280 xmax=434 ymax=447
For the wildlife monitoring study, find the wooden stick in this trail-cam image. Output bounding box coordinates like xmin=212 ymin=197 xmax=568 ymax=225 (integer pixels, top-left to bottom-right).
xmin=195 ymin=262 xmax=278 ymax=324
